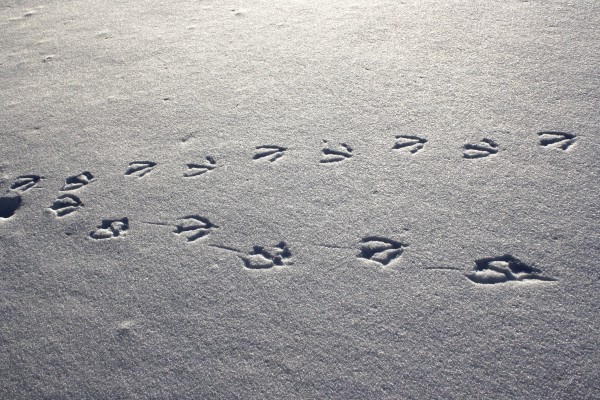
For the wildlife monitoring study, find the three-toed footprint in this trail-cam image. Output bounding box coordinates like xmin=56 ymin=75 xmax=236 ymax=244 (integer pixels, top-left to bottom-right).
xmin=184 ymin=157 xmax=217 ymax=177
xmin=125 ymin=161 xmax=157 ymax=178
xmin=463 ymin=138 xmax=499 ymax=159
xmin=173 ymin=215 xmax=218 ymax=241
xmin=61 ymin=171 xmax=94 ymax=191
xmin=10 ymin=175 xmax=43 ymax=192
xmin=537 ymin=131 xmax=576 ymax=151
xmin=393 ymin=135 xmax=427 ymax=154
xmin=320 ymin=141 xmax=353 ymax=163
xmin=253 ymin=145 xmax=287 ymax=163
xmin=48 ymin=194 xmax=83 ymax=217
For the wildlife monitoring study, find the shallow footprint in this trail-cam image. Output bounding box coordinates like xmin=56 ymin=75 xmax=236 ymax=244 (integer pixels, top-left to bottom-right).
xmin=465 ymin=254 xmax=556 ymax=284
xmin=358 ymin=236 xmax=407 ymax=266
xmin=537 ymin=131 xmax=576 ymax=151
xmin=253 ymin=145 xmax=287 ymax=163
xmin=393 ymin=135 xmax=427 ymax=154
xmin=125 ymin=161 xmax=157 ymax=178
xmin=89 ymin=218 xmax=129 ymax=240
xmin=62 ymin=171 xmax=94 ymax=191
xmin=463 ymin=138 xmax=498 ymax=159
xmin=173 ymin=215 xmax=218 ymax=241
xmin=239 ymin=242 xmax=293 ymax=269
xmin=10 ymin=175 xmax=42 ymax=192
xmin=49 ymin=194 xmax=83 ymax=217
xmin=184 ymin=156 xmax=217 ymax=177
xmin=320 ymin=141 xmax=353 ymax=163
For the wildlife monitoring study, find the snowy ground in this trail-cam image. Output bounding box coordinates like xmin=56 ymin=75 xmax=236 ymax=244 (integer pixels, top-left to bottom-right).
xmin=1 ymin=0 xmax=599 ymax=398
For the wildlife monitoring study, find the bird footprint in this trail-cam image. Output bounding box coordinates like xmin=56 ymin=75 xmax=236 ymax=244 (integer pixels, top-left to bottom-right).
xmin=173 ymin=215 xmax=218 ymax=241
xmin=320 ymin=141 xmax=353 ymax=163
xmin=49 ymin=194 xmax=83 ymax=217
xmin=358 ymin=236 xmax=407 ymax=266
xmin=241 ymin=242 xmax=293 ymax=269
xmin=125 ymin=161 xmax=157 ymax=178
xmin=184 ymin=156 xmax=217 ymax=177
xmin=465 ymin=254 xmax=556 ymax=284
xmin=62 ymin=171 xmax=94 ymax=191
xmin=463 ymin=138 xmax=499 ymax=159
xmin=10 ymin=175 xmax=42 ymax=192
xmin=253 ymin=145 xmax=287 ymax=162
xmin=90 ymin=218 xmax=129 ymax=240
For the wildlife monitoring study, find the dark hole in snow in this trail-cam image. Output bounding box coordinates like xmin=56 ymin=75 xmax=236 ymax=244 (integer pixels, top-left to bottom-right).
xmin=0 ymin=195 xmax=22 ymax=219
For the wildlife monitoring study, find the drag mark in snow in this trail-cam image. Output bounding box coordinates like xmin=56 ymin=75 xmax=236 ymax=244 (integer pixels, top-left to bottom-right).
xmin=125 ymin=161 xmax=157 ymax=178
xmin=49 ymin=194 xmax=83 ymax=217
xmin=465 ymin=254 xmax=556 ymax=284
xmin=320 ymin=141 xmax=353 ymax=163
xmin=463 ymin=138 xmax=499 ymax=159
xmin=253 ymin=145 xmax=287 ymax=162
xmin=358 ymin=236 xmax=407 ymax=266
xmin=89 ymin=217 xmax=129 ymax=240
xmin=393 ymin=135 xmax=427 ymax=154
xmin=537 ymin=131 xmax=576 ymax=151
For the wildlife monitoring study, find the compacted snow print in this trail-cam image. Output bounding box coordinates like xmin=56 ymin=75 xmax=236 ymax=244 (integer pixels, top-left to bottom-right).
xmin=1 ymin=0 xmax=599 ymax=399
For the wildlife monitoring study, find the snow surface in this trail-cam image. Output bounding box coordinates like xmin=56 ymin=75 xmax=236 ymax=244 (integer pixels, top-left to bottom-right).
xmin=1 ymin=0 xmax=599 ymax=398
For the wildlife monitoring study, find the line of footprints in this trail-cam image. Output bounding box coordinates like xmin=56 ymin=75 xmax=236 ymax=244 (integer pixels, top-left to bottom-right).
xmin=157 ymin=131 xmax=574 ymax=172
xmin=0 ymin=131 xmax=572 ymax=282
xmin=251 ymin=131 xmax=572 ymax=163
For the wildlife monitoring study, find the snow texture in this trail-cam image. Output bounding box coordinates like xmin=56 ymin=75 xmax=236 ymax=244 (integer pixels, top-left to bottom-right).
xmin=1 ymin=0 xmax=599 ymax=398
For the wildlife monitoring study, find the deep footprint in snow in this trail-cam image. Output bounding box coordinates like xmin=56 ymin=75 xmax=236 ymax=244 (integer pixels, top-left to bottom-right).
xmin=463 ymin=138 xmax=499 ymax=159
xmin=320 ymin=141 xmax=353 ymax=163
xmin=0 ymin=195 xmax=22 ymax=219
xmin=10 ymin=175 xmax=43 ymax=192
xmin=89 ymin=218 xmax=129 ymax=240
xmin=49 ymin=194 xmax=83 ymax=217
xmin=238 ymin=242 xmax=293 ymax=269
xmin=173 ymin=215 xmax=218 ymax=241
xmin=358 ymin=236 xmax=407 ymax=266
xmin=465 ymin=254 xmax=556 ymax=284
xmin=125 ymin=161 xmax=157 ymax=178
xmin=61 ymin=171 xmax=94 ymax=191
xmin=393 ymin=135 xmax=428 ymax=154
